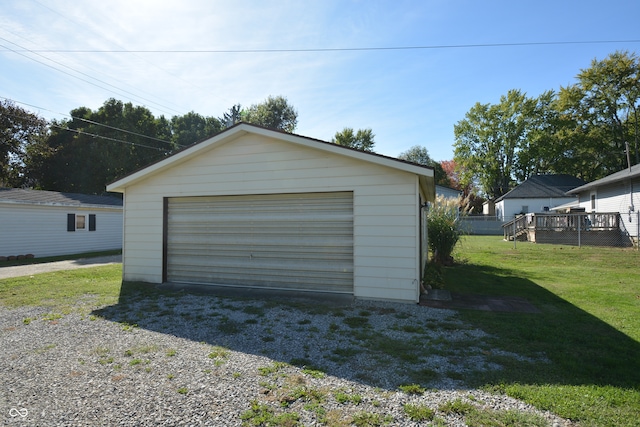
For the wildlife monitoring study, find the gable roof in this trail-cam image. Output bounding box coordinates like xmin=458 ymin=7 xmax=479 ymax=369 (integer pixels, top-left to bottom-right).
xmin=107 ymin=123 xmax=436 ymax=201
xmin=0 ymin=187 xmax=123 ymax=208
xmin=495 ymin=174 xmax=585 ymax=202
xmin=567 ymin=163 xmax=640 ymax=194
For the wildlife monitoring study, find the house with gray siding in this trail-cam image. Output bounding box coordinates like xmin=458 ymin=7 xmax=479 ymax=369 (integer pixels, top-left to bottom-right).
xmin=567 ymin=163 xmax=640 ymax=245
xmin=0 ymin=188 xmax=123 ymax=258
xmin=107 ymin=123 xmax=435 ymax=303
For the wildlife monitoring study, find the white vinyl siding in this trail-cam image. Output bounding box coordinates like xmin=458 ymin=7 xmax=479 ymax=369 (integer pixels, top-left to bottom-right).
xmin=576 ymin=180 xmax=640 ymax=239
xmin=0 ymin=204 xmax=122 ymax=258
xmin=117 ymin=133 xmax=423 ymax=302
xmin=166 ymin=192 xmax=353 ymax=292
xmin=496 ymin=197 xmax=580 ymax=221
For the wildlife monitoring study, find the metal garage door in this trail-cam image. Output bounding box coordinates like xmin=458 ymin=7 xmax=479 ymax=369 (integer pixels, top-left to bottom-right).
xmin=165 ymin=192 xmax=353 ymax=293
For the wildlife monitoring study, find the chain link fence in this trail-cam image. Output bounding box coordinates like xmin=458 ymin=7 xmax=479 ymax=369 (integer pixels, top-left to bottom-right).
xmin=501 ymin=211 xmax=639 ymax=249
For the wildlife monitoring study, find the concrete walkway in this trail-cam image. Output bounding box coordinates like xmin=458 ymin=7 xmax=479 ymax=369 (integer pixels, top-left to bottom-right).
xmin=0 ymin=255 xmax=122 ymax=280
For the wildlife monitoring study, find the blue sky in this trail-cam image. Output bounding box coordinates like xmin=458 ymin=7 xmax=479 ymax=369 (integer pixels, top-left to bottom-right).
xmin=1 ymin=0 xmax=639 ymax=161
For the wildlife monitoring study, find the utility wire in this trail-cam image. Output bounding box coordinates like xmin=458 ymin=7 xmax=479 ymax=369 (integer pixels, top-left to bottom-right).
xmin=1 ymin=96 xmax=182 ymax=148
xmin=14 ymin=39 xmax=640 ymax=53
xmin=29 ymin=0 xmax=207 ymax=112
xmin=0 ymin=36 xmax=183 ymax=116
xmin=49 ymin=123 xmax=168 ymax=152
xmin=2 ymin=102 xmax=170 ymax=153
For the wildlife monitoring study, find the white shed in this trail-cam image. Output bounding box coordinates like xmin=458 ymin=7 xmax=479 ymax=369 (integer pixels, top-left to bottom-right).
xmin=0 ymin=188 xmax=123 ymax=258
xmin=107 ymin=123 xmax=435 ymax=303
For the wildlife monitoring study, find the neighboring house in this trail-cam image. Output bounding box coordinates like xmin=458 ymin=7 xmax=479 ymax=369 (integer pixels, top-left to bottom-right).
xmin=107 ymin=123 xmax=435 ymax=303
xmin=0 ymin=188 xmax=123 ymax=258
xmin=495 ymin=174 xmax=586 ymax=221
xmin=435 ymin=185 xmax=461 ymax=200
xmin=566 ymin=163 xmax=640 ymax=244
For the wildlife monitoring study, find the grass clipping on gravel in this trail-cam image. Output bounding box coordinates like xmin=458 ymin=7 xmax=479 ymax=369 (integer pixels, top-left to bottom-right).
xmin=0 ymin=264 xmax=121 ymax=309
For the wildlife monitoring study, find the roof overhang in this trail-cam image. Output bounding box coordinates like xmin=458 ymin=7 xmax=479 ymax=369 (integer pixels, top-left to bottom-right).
xmin=107 ymin=123 xmax=436 ymax=201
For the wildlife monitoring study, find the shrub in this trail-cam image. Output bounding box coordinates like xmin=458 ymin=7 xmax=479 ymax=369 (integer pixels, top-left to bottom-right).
xmin=427 ymin=195 xmax=464 ymax=265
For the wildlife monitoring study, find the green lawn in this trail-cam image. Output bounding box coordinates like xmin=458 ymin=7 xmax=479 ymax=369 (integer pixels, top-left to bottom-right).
xmin=445 ymin=236 xmax=640 ymax=427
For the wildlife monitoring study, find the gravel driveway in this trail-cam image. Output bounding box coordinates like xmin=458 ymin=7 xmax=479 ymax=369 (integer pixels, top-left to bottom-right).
xmin=0 ymin=280 xmax=573 ymax=426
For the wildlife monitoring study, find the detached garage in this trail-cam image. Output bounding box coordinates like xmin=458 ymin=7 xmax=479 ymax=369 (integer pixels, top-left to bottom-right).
xmin=107 ymin=123 xmax=435 ymax=303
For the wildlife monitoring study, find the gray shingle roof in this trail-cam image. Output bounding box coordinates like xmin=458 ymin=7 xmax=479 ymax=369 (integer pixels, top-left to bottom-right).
xmin=0 ymin=188 xmax=123 ymax=208
xmin=567 ymin=163 xmax=640 ymax=194
xmin=495 ymin=174 xmax=586 ymax=202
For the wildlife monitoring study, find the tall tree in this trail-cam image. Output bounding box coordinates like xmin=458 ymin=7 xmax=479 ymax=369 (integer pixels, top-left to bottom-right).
xmin=332 ymin=128 xmax=375 ymax=152
xmin=219 ymin=104 xmax=242 ymax=128
xmin=242 ymin=95 xmax=298 ymax=132
xmin=440 ymin=160 xmax=462 ymax=190
xmin=572 ymin=50 xmax=640 ymax=170
xmin=170 ymin=112 xmax=222 ymax=147
xmin=0 ymin=100 xmax=48 ymax=187
xmin=397 ymin=145 xmax=450 ymax=186
xmin=454 ymin=89 xmax=535 ymax=199
xmin=27 ymin=99 xmax=175 ymax=194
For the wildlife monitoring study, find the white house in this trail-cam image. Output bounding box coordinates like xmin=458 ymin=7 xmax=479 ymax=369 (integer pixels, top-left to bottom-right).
xmin=0 ymin=188 xmax=123 ymax=258
xmin=107 ymin=123 xmax=435 ymax=303
xmin=494 ymin=174 xmax=585 ymax=221
xmin=566 ymin=163 xmax=640 ymax=244
xmin=435 ymin=185 xmax=461 ymax=200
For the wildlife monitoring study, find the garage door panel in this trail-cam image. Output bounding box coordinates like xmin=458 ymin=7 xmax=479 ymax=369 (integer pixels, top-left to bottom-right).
xmin=166 ymin=192 xmax=353 ymax=293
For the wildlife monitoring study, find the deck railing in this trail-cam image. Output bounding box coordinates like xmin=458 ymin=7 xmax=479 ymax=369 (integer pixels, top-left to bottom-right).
xmin=503 ymin=214 xmax=530 ymax=241
xmin=502 ymin=212 xmax=630 ymax=247
xmin=534 ymin=213 xmax=619 ymax=231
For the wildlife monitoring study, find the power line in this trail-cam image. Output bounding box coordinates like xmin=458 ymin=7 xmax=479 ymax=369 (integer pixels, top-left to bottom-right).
xmin=49 ymin=123 xmax=167 ymax=152
xmin=29 ymin=0 xmax=209 ymax=112
xmin=2 ymin=98 xmax=171 ymax=152
xmin=0 ymin=36 xmax=184 ymax=116
xmin=1 ymin=96 xmax=181 ymax=148
xmin=12 ymin=39 xmax=640 ymax=54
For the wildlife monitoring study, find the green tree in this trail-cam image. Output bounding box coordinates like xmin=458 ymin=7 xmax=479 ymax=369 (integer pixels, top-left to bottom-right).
xmin=27 ymin=99 xmax=174 ymax=193
xmin=170 ymin=112 xmax=222 ymax=147
xmin=332 ymin=128 xmax=375 ymax=152
xmin=454 ymin=89 xmax=536 ymax=199
xmin=219 ymin=104 xmax=242 ymax=128
xmin=565 ymin=50 xmax=640 ymax=173
xmin=0 ymin=100 xmax=48 ymax=187
xmin=241 ymin=95 xmax=298 ymax=132
xmin=397 ymin=145 xmax=450 ymax=186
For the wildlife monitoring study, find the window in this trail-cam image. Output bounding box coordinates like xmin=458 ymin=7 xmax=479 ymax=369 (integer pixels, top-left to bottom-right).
xmin=67 ymin=214 xmax=96 ymax=232
xmin=76 ymin=215 xmax=86 ymax=230
xmin=591 ymin=194 xmax=596 ymax=211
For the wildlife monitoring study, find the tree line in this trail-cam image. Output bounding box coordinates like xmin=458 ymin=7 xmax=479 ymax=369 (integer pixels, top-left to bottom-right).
xmin=0 ymin=95 xmax=299 ymax=194
xmin=454 ymin=50 xmax=640 ymax=200
xmin=1 ymin=93 xmax=451 ymax=195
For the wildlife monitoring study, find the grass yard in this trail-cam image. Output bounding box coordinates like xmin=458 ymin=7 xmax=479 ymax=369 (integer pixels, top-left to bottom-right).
xmin=445 ymin=236 xmax=640 ymax=427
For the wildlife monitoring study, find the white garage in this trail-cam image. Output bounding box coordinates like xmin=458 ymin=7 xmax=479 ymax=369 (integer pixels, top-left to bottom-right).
xmin=107 ymin=123 xmax=434 ymax=303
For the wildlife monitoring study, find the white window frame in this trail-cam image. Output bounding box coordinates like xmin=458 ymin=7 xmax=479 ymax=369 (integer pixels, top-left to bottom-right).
xmin=76 ymin=214 xmax=87 ymax=231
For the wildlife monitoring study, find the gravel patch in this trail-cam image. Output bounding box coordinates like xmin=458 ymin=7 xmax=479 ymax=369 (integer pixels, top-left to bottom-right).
xmin=1 ymin=292 xmax=574 ymax=426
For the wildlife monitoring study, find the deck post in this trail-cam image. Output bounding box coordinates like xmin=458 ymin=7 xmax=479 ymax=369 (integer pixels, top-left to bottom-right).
xmin=578 ymin=214 xmax=581 ymax=248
